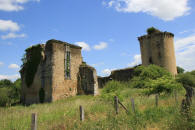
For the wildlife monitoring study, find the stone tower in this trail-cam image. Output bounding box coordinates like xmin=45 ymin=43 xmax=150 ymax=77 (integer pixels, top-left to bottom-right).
xmin=138 ymin=28 xmax=177 ymax=75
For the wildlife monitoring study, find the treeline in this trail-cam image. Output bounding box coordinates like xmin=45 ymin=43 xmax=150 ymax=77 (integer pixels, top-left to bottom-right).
xmin=0 ymin=79 xmax=21 ymax=107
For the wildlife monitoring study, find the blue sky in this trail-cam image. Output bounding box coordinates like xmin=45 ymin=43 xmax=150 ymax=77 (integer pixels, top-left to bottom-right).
xmin=0 ymin=0 xmax=195 ymax=81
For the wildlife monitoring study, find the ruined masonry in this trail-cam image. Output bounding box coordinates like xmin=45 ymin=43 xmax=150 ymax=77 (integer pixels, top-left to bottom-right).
xmin=20 ymin=39 xmax=99 ymax=105
xmin=98 ymin=28 xmax=178 ymax=88
xmin=138 ymin=28 xmax=177 ymax=75
xmin=20 ymin=28 xmax=178 ymax=104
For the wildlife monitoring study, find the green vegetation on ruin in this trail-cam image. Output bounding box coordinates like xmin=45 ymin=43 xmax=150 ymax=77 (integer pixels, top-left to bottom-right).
xmin=147 ymin=27 xmax=161 ymax=35
xmin=22 ymin=44 xmax=43 ymax=87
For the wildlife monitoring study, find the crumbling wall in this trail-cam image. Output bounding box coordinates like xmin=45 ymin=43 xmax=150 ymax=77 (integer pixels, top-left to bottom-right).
xmin=20 ymin=39 xmax=83 ymax=105
xmin=98 ymin=76 xmax=110 ymax=88
xmin=20 ymin=44 xmax=53 ymax=105
xmin=98 ymin=67 xmax=135 ymax=88
xmin=77 ymin=63 xmax=98 ymax=95
xmin=111 ymin=67 xmax=135 ymax=81
xmin=49 ymin=40 xmax=82 ymax=101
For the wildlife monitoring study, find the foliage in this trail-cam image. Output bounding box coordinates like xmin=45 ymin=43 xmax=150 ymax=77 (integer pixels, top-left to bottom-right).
xmin=0 ymin=79 xmax=21 ymax=107
xmin=177 ymin=66 xmax=185 ymax=74
xmin=0 ymin=87 xmax=194 ymax=130
xmin=22 ymin=44 xmax=43 ymax=87
xmin=144 ymin=76 xmax=183 ymax=95
xmin=131 ymin=65 xmax=182 ymax=95
xmin=0 ymin=87 xmax=12 ymax=106
xmin=176 ymin=72 xmax=195 ymax=88
xmin=133 ymin=64 xmax=171 ymax=79
xmin=147 ymin=27 xmax=160 ymax=35
xmin=190 ymin=70 xmax=195 ymax=76
xmin=101 ymin=80 xmax=131 ymax=101
xmin=0 ymin=79 xmax=13 ymax=88
xmin=39 ymin=88 xmax=45 ymax=103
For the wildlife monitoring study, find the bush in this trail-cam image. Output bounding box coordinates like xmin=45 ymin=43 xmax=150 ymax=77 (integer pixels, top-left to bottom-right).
xmin=177 ymin=66 xmax=185 ymax=74
xmin=0 ymin=79 xmax=13 ymax=88
xmin=101 ymin=81 xmax=128 ymax=101
xmin=0 ymin=88 xmax=11 ymax=106
xmin=131 ymin=65 xmax=182 ymax=95
xmin=146 ymin=27 xmax=160 ymax=35
xmin=144 ymin=76 xmax=183 ymax=95
xmin=0 ymin=79 xmax=21 ymax=107
xmin=176 ymin=72 xmax=195 ymax=87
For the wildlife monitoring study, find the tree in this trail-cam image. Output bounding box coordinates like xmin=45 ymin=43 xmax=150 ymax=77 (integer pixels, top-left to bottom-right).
xmin=0 ymin=79 xmax=13 ymax=88
xmin=177 ymin=66 xmax=185 ymax=74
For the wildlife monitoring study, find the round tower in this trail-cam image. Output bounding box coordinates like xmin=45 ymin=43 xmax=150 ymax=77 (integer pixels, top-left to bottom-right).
xmin=138 ymin=28 xmax=177 ymax=75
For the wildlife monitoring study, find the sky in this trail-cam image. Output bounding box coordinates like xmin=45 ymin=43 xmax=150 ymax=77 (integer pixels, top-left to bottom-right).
xmin=0 ymin=0 xmax=195 ymax=81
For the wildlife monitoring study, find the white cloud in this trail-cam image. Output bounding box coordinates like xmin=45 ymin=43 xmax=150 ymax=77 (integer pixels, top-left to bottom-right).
xmin=101 ymin=69 xmax=111 ymax=76
xmin=93 ymin=42 xmax=107 ymax=50
xmin=175 ymin=34 xmax=195 ymax=71
xmin=127 ymin=54 xmax=141 ymax=67
xmin=0 ymin=74 xmax=20 ymax=81
xmin=0 ymin=19 xmax=20 ymax=32
xmin=0 ymin=62 xmax=3 ymax=66
xmin=75 ymin=42 xmax=91 ymax=51
xmin=0 ymin=0 xmax=39 ymax=12
xmin=106 ymin=0 xmax=190 ymax=21
xmin=8 ymin=64 xmax=20 ymax=69
xmin=175 ymin=34 xmax=195 ymax=51
xmin=1 ymin=32 xmax=26 ymax=39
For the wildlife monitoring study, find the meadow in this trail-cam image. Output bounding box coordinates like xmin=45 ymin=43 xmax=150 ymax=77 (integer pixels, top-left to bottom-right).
xmin=0 ymin=85 xmax=194 ymax=130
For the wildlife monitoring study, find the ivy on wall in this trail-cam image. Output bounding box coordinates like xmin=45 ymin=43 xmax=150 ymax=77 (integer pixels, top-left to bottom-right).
xmin=39 ymin=87 xmax=45 ymax=103
xmin=22 ymin=44 xmax=43 ymax=87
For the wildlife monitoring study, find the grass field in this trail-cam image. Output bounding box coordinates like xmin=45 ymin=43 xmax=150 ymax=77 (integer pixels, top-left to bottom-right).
xmin=0 ymin=86 xmax=195 ymax=130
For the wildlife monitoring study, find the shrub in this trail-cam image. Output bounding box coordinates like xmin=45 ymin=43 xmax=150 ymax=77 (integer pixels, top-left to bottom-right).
xmin=0 ymin=79 xmax=21 ymax=107
xmin=131 ymin=65 xmax=182 ymax=95
xmin=177 ymin=66 xmax=185 ymax=74
xmin=0 ymin=79 xmax=13 ymax=88
xmin=133 ymin=65 xmax=171 ymax=80
xmin=147 ymin=27 xmax=160 ymax=35
xmin=101 ymin=81 xmax=127 ymax=101
xmin=0 ymin=88 xmax=11 ymax=106
xmin=144 ymin=76 xmax=183 ymax=95
xmin=176 ymin=72 xmax=195 ymax=87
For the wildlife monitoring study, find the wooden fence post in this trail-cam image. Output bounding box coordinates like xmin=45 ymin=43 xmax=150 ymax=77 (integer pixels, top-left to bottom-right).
xmin=114 ymin=96 xmax=119 ymax=114
xmin=131 ymin=98 xmax=135 ymax=113
xmin=31 ymin=113 xmax=37 ymax=130
xmin=79 ymin=105 xmax=84 ymax=121
xmin=155 ymin=95 xmax=158 ymax=107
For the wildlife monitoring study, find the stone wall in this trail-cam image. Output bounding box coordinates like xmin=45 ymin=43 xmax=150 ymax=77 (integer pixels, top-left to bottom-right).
xmin=20 ymin=44 xmax=52 ymax=105
xmin=98 ymin=67 xmax=135 ymax=88
xmin=48 ymin=40 xmax=83 ymax=101
xmin=77 ymin=63 xmax=99 ymax=95
xmin=98 ymin=76 xmax=110 ymax=88
xmin=138 ymin=31 xmax=177 ymax=75
xmin=20 ymin=39 xmax=83 ymax=105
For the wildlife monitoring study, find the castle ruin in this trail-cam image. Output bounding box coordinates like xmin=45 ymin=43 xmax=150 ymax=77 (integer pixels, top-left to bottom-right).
xmin=20 ymin=39 xmax=98 ymax=105
xmin=138 ymin=28 xmax=177 ymax=75
xmin=20 ymin=28 xmax=178 ymax=104
xmin=98 ymin=28 xmax=178 ymax=88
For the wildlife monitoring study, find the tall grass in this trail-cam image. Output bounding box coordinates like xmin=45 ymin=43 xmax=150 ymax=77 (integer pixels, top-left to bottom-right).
xmin=0 ymin=81 xmax=194 ymax=130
